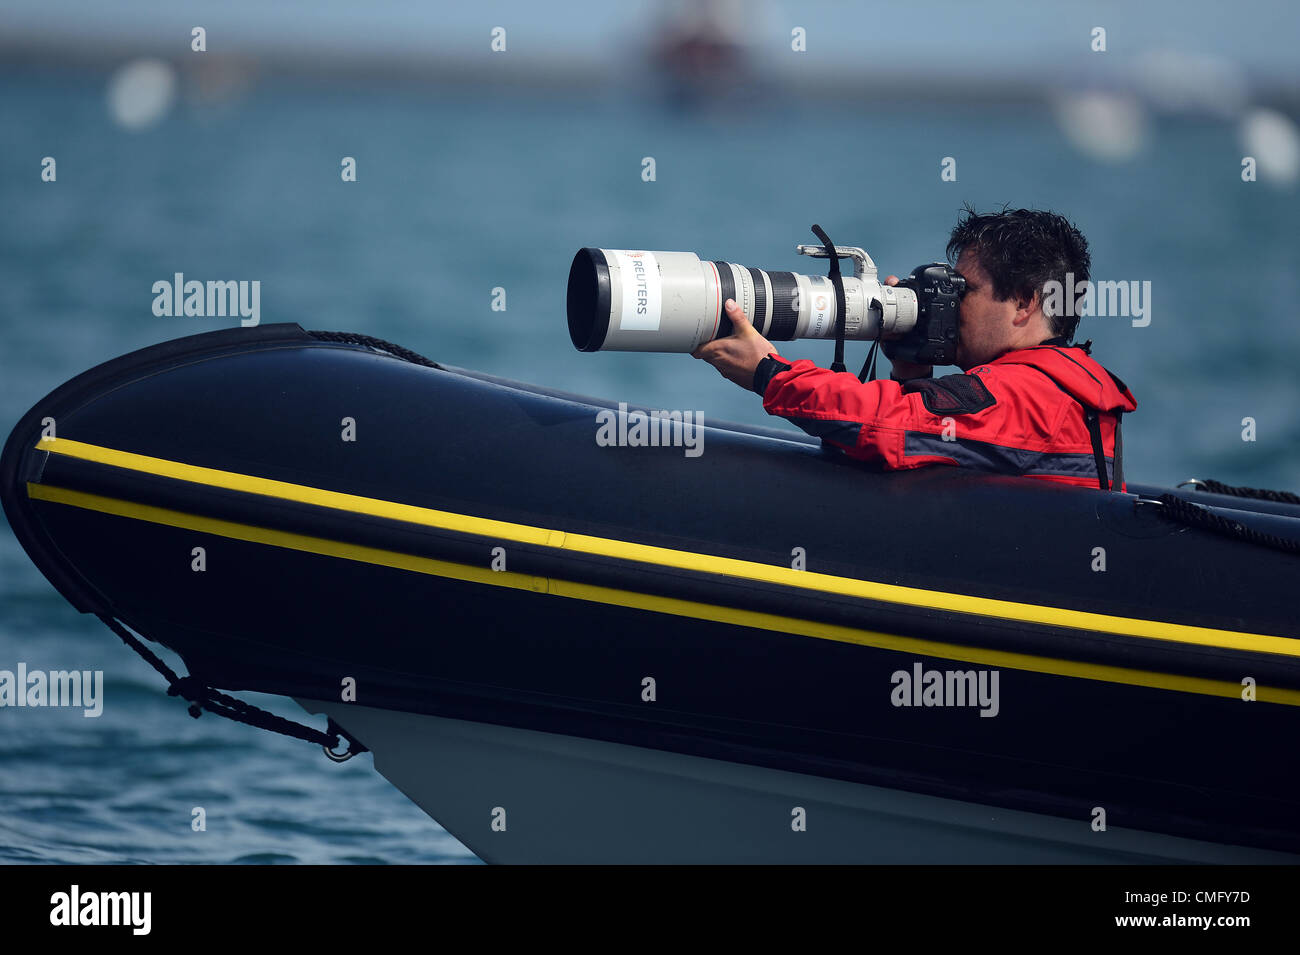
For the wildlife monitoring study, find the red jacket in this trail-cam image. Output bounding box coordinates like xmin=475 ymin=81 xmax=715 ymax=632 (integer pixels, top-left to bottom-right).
xmin=753 ymin=341 xmax=1137 ymax=490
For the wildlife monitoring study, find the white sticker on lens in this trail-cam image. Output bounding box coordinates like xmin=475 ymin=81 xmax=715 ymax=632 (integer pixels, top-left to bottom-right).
xmin=611 ymin=250 xmax=661 ymax=331
xmin=807 ymin=277 xmax=833 ymax=337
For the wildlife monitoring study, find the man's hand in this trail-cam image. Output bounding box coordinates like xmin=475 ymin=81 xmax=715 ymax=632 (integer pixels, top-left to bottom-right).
xmin=692 ymin=299 xmax=776 ymax=391
xmin=694 ymin=282 xmax=933 ymax=389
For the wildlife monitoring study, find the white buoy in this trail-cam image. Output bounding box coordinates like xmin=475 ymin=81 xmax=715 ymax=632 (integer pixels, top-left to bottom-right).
xmin=106 ymin=59 xmax=177 ymax=131
xmin=1239 ymin=107 xmax=1300 ymax=186
xmin=1054 ymin=91 xmax=1147 ymax=162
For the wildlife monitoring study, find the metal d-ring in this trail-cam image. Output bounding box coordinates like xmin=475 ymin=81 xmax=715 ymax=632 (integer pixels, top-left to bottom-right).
xmin=323 ymin=740 xmax=357 ymax=762
xmin=322 ymin=717 xmax=368 ymax=762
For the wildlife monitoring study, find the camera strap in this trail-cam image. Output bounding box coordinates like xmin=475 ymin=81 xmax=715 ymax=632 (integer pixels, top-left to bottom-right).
xmin=810 ymin=224 xmax=849 ymax=374
xmin=858 ymin=337 xmax=881 ymax=383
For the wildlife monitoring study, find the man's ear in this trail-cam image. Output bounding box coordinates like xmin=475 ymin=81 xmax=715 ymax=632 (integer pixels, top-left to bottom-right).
xmin=1011 ymin=291 xmax=1040 ymax=327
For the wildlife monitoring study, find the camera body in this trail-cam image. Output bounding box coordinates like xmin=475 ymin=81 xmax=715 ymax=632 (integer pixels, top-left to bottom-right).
xmin=885 ymin=263 xmax=967 ymax=367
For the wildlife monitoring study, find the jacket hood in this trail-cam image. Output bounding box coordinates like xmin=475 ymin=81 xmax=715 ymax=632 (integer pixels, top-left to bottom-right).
xmin=990 ymin=344 xmax=1137 ymax=414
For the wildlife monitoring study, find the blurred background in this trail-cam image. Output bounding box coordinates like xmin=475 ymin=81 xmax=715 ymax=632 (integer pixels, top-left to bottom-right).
xmin=2 ymin=0 xmax=1298 ymax=864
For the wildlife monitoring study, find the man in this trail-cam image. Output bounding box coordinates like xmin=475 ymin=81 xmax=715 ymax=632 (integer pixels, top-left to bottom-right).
xmin=693 ymin=207 xmax=1137 ymax=490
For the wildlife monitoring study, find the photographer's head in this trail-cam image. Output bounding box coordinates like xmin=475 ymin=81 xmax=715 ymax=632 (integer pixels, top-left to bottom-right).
xmin=946 ymin=205 xmax=1091 ymax=370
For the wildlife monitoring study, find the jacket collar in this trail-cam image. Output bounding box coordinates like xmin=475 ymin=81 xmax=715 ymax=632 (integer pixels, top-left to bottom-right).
xmin=1037 ymin=336 xmax=1091 ymax=354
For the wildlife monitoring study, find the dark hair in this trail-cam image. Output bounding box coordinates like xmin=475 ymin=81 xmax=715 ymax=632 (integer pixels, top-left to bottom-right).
xmin=945 ymin=204 xmax=1091 ymax=341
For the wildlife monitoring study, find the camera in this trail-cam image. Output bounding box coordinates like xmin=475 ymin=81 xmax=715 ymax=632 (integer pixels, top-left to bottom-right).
xmin=886 ymin=262 xmax=967 ymax=366
xmin=567 ymin=239 xmax=965 ymax=367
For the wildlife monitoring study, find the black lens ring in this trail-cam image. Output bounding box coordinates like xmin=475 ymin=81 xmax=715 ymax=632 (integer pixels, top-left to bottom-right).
xmin=567 ymin=248 xmax=611 ymax=352
xmin=747 ymin=267 xmax=769 ymax=335
xmin=711 ymin=261 xmax=736 ymax=340
xmin=767 ymin=272 xmax=799 ymax=340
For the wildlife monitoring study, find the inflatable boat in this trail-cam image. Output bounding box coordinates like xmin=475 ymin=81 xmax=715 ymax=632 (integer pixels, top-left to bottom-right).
xmin=3 ymin=323 xmax=1299 ymax=864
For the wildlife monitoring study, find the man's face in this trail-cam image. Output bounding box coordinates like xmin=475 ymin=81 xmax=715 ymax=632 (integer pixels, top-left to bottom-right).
xmin=953 ymin=250 xmax=1019 ymax=370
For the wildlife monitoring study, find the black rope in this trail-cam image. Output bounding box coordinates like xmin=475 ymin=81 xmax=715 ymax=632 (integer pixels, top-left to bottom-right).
xmin=97 ymin=614 xmax=367 ymax=754
xmin=1154 ymin=495 xmax=1300 ymax=555
xmin=1187 ymin=479 xmax=1300 ymax=506
xmin=307 ymin=330 xmax=441 ymax=369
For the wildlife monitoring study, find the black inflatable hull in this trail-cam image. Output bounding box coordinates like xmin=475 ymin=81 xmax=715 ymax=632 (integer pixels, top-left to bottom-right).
xmin=4 ymin=323 xmax=1299 ymax=858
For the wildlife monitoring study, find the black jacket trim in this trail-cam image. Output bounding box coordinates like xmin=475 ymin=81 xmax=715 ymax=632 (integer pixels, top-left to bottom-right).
xmin=753 ymin=355 xmax=787 ymax=397
xmin=902 ymin=374 xmax=997 ymax=416
xmin=904 ymin=432 xmax=1114 ymax=481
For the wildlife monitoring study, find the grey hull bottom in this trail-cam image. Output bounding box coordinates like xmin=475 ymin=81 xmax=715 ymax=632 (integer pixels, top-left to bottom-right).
xmin=296 ymin=698 xmax=1298 ymax=865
